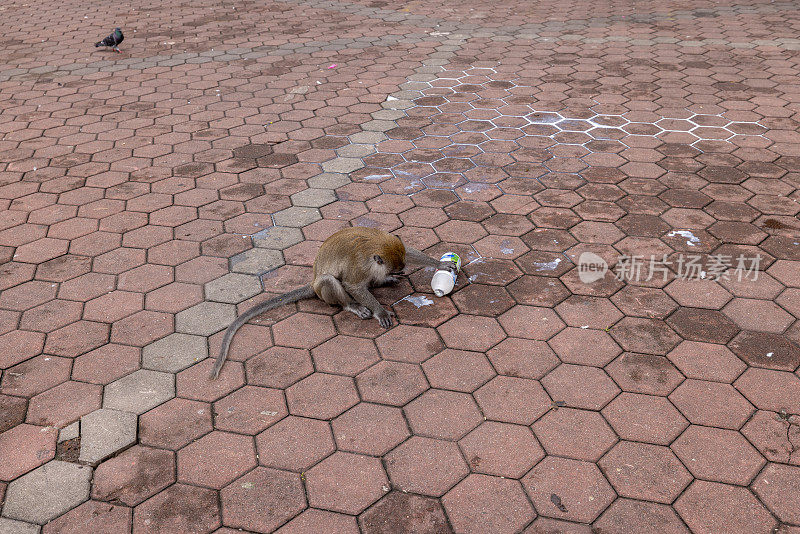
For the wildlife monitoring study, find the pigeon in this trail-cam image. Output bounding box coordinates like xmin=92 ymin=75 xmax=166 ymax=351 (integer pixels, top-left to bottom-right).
xmin=95 ymin=28 xmax=124 ymax=52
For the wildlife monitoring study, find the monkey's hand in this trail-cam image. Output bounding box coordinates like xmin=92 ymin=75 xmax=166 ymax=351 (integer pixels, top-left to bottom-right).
xmin=381 ymin=275 xmax=402 ymax=286
xmin=376 ymin=308 xmax=395 ymax=328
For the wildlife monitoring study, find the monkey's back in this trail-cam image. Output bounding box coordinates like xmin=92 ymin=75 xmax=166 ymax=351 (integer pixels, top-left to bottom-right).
xmin=313 ymin=227 xmax=404 ymax=284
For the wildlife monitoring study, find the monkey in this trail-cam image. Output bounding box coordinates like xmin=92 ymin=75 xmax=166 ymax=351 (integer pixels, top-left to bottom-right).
xmin=210 ymin=227 xmax=452 ymax=379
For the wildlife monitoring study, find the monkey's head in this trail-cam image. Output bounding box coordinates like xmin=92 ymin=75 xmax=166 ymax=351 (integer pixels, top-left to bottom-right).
xmin=373 ymin=234 xmax=406 ymax=275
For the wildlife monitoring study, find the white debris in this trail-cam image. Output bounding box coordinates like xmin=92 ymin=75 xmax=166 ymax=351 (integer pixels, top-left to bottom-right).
xmin=533 ymin=258 xmax=561 ymax=271
xmin=402 ymin=295 xmax=434 ymax=308
xmin=668 ymin=230 xmax=700 ymax=247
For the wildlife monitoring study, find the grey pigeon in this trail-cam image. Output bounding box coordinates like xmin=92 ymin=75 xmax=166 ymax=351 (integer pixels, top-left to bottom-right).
xmin=95 ymin=28 xmax=124 ymax=52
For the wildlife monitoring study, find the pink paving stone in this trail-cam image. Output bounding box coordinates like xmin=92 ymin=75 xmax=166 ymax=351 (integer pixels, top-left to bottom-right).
xmin=599 ymin=441 xmax=692 ymax=504
xmin=404 ymin=389 xmax=483 ymax=440
xmin=306 ymin=451 xmax=389 ymax=514
xmin=256 ymin=416 xmax=335 ymax=471
xmin=42 ymin=320 xmax=109 ymax=357
xmin=741 ymin=410 xmax=800 ymax=465
xmin=675 ymin=480 xmax=776 ymax=534
xmin=277 ymin=509 xmax=358 ymax=534
xmin=669 ymin=379 xmax=755 ymax=429
xmin=593 ymin=499 xmax=689 ymax=534
xmin=0 ymin=330 xmax=45 ymax=368
xmin=437 ymin=314 xmax=506 ymax=351
xmin=212 ymin=385 xmax=287 ymax=434
xmin=0 ymin=423 xmax=57 ymax=481
xmin=532 ymin=408 xmax=617 ymax=461
xmin=601 ymin=392 xmax=688 ymax=445
xmin=176 ymin=359 xmax=245 ymax=402
xmin=133 ymin=483 xmax=221 ymax=534
xmin=375 ymin=325 xmax=443 ymax=363
xmin=487 ymin=337 xmax=560 ymax=379
xmin=421 ymin=349 xmax=495 ymax=392
xmin=0 ymin=355 xmax=71 ymax=397
xmin=498 ymin=305 xmax=565 ymax=340
xmin=111 ymin=310 xmax=173 ymax=346
xmin=547 ymin=327 xmax=622 ymax=366
xmin=385 ymin=436 xmax=469 ymax=496
xmin=272 ymin=312 xmax=336 ymax=349
xmin=311 ymin=335 xmax=380 ymax=375
xmin=356 ymin=360 xmax=428 ymax=406
xmin=177 ymin=431 xmax=257 ymax=489
xmin=332 ymin=403 xmax=409 ymax=456
xmin=245 ymin=346 xmax=313 ymax=389
xmin=522 ymin=456 xmax=616 ymax=523
xmin=541 ymin=364 xmax=620 ymax=410
xmin=0 ymin=395 xmax=27 ymax=433
xmin=358 ymin=492 xmax=449 ymax=534
xmin=752 ymin=463 xmax=800 ymax=525
xmin=92 ymin=446 xmax=176 ymax=506
xmin=734 ymin=367 xmax=800 ymax=414
xmin=666 ymin=340 xmax=746 ymax=383
xmin=671 ymin=425 xmax=765 ymax=485
xmin=220 ymin=467 xmax=306 ymax=533
xmin=443 ymin=474 xmax=535 ymax=534
xmin=139 ymin=398 xmax=213 ymax=450
xmin=42 ymin=501 xmax=132 ymax=534
xmin=286 ymin=372 xmax=359 ymax=419
xmin=605 ymin=352 xmax=684 ymax=395
xmin=25 ymin=380 xmax=102 ymax=428
xmin=71 ymin=344 xmax=141 ymax=385
xmin=459 ymin=421 xmax=545 ymax=478
xmin=474 ymin=375 xmax=552 ymax=425
xmin=524 ymin=517 xmax=594 ymax=533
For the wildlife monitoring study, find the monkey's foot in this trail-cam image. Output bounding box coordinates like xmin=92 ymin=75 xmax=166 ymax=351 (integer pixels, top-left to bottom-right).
xmin=345 ymin=303 xmax=373 ymax=319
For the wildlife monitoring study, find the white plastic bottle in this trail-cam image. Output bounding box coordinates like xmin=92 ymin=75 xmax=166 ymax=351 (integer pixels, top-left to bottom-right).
xmin=431 ymin=252 xmax=461 ymax=297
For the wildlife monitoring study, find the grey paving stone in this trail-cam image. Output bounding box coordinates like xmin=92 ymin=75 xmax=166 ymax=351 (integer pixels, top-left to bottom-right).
xmin=175 ymin=301 xmax=236 ymax=336
xmin=143 ymin=333 xmax=208 ymax=373
xmin=230 ymin=248 xmax=285 ymax=275
xmin=252 ymin=226 xmax=305 ymax=249
xmin=272 ymin=206 xmax=322 ymax=228
xmin=348 ymin=131 xmax=388 ymax=144
xmin=290 ymin=188 xmax=337 ymax=208
xmin=78 ymin=409 xmax=137 ymax=465
xmin=205 ymin=273 xmax=262 ymax=304
xmin=359 ymin=120 xmax=396 ymax=133
xmin=0 ymin=518 xmax=40 ymax=534
xmin=307 ymin=173 xmax=350 ymax=189
xmin=321 ymin=157 xmax=364 ymax=174
xmin=370 ymin=109 xmax=406 ymax=121
xmin=103 ymin=370 xmax=174 ymax=415
xmin=336 ymin=143 xmax=376 ymax=157
xmin=2 ymin=461 xmax=92 ymax=524
xmin=58 ymin=421 xmax=79 ymax=443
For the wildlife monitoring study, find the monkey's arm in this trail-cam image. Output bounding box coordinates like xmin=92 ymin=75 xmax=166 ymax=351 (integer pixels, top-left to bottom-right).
xmin=405 ymin=247 xmax=458 ymax=272
xmin=210 ymin=285 xmax=315 ymax=379
xmin=344 ymin=282 xmax=394 ymax=328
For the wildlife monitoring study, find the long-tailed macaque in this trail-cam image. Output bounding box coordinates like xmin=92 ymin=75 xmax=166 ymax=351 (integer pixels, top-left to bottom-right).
xmin=210 ymin=227 xmax=450 ymax=379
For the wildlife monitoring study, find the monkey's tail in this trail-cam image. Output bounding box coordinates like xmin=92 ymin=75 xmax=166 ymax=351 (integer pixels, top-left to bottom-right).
xmin=209 ymin=285 xmax=316 ymax=379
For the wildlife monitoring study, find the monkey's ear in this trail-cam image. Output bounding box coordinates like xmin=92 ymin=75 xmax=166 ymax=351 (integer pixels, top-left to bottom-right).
xmin=373 ymin=255 xmax=384 ymax=265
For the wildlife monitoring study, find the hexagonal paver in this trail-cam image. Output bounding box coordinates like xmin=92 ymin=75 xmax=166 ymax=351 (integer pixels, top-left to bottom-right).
xmin=204 ymin=272 xmax=262 ymax=304
xmin=404 ymin=389 xmax=483 ymax=440
xmin=459 ymin=421 xmax=544 ymax=478
xmin=212 ymin=385 xmax=287 ymax=434
xmin=675 ymin=480 xmax=776 ymax=533
xmin=498 ymin=305 xmax=565 ymax=340
xmin=605 ymin=352 xmax=684 ymax=395
xmin=132 ymin=483 xmax=220 ymax=534
xmin=41 ymin=501 xmax=131 ymax=534
xmin=385 ymin=436 xmax=468 ymax=496
xmin=667 ymin=340 xmax=746 ymax=382
xmin=220 ymin=467 xmax=306 ymax=533
xmin=669 ymin=379 xmax=754 ymax=429
xmin=142 ymin=333 xmax=207 ymax=373
xmin=177 ymin=430 xmax=256 ymax=488
xmin=422 ymin=349 xmax=495 ymax=392
xmin=438 ymin=314 xmax=506 ymax=351
xmin=356 ymin=361 xmax=428 ymax=406
xmin=332 ymin=403 xmax=409 ymax=456
xmin=734 ymin=368 xmax=800 ymax=414
xmin=542 ymin=364 xmax=619 ymax=410
xmin=475 ymin=376 xmax=552 ymax=425
xmin=306 ymin=451 xmax=388 ymax=514
xmin=593 ymin=499 xmax=689 ymax=534
xmin=175 ymin=301 xmax=236 ymax=336
xmin=256 ymin=416 xmax=335 ymax=471
xmin=752 ymin=463 xmax=800 ymax=525
xmin=138 ymin=398 xmax=212 ymax=450
xmin=103 ymin=369 xmax=174 ymax=414
xmin=312 ymin=335 xmax=380 ymax=376
xmin=533 ymin=408 xmax=617 ymax=461
xmin=522 ymin=456 xmax=615 ymax=523
xmin=91 ymin=446 xmax=175 ymax=506
xmin=671 ymin=425 xmax=765 ymax=485
xmin=601 ymin=393 xmax=688 ymax=445
xmin=272 ymin=312 xmax=336 ymax=349
xmin=3 ymin=461 xmax=92 ymax=524
xmin=443 ymin=474 xmax=535 ymax=534
xmin=548 ymin=327 xmax=622 ymax=366
xmin=78 ymin=408 xmax=138 ymax=465
xmin=359 ymin=492 xmax=450 ymax=534
xmin=287 ymin=373 xmax=359 ymax=419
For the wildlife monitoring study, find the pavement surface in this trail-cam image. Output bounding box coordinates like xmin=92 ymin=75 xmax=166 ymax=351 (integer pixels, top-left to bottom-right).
xmin=1 ymin=0 xmax=800 ymax=532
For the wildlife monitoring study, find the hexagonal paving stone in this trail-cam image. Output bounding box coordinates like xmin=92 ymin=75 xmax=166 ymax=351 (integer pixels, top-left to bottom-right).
xmin=41 ymin=501 xmax=131 ymax=534
xmin=0 ymin=423 xmax=57 ymax=481
xmin=359 ymin=492 xmax=450 ymax=534
xmin=0 ymin=518 xmax=40 ymax=534
xmin=246 ymin=345 xmax=313 ymax=388
xmin=142 ymin=333 xmax=208 ymax=373
xmin=438 ymin=314 xmax=506 ymax=351
xmin=177 ymin=430 xmax=256 ymax=489
xmin=601 ymin=393 xmax=688 ymax=445
xmin=312 ymin=336 xmax=380 ymax=376
xmin=375 ymin=325 xmax=443 ymax=363
xmin=204 ymin=273 xmax=263 ymax=304
xmin=474 ymin=375 xmax=552 ymax=425
xmin=669 ymin=379 xmax=754 ymax=429
xmin=542 ymin=364 xmax=620 ymax=410
xmin=253 ymin=226 xmax=304 ymax=249
xmin=404 ymin=389 xmax=483 ymax=440
xmin=605 ymin=352 xmax=684 ymax=395
xmin=220 ymin=467 xmax=306 ymax=533
xmin=752 ymin=463 xmax=800 ymax=525
xmin=103 ymin=369 xmax=174 ymax=414
xmin=356 ymin=361 xmax=428 ymax=406
xmin=230 ymin=247 xmax=285 ymax=275
xmin=522 ymin=456 xmax=615 ymax=523
xmin=91 ymin=446 xmax=175 ymax=506
xmin=459 ymin=421 xmax=544 ymax=478
xmin=132 ymin=483 xmax=220 ymax=534
xmin=78 ymin=408 xmax=138 ymax=465
xmin=498 ymin=305 xmax=565 ymax=340
xmin=675 ymin=480 xmax=776 ymax=534
xmin=548 ymin=327 xmax=622 ymax=366
xmin=666 ymin=340 xmax=746 ymax=382
xmin=256 ymin=416 xmax=335 ymax=471
xmin=138 ymin=398 xmax=212 ymax=450
xmin=600 ymin=441 xmax=692 ymax=504
xmin=421 ymin=349 xmax=495 ymax=392
xmin=175 ymin=301 xmax=236 ymax=336
xmin=385 ymin=436 xmax=468 ymax=497
xmin=443 ymin=474 xmax=535 ymax=534
xmin=212 ymin=385 xmax=287 ymax=434
xmin=734 ymin=368 xmax=800 ymax=414
xmin=332 ymin=403 xmax=409 ymax=456
xmin=277 ymin=509 xmax=358 ymax=534
xmin=671 ymin=425 xmax=765 ymax=485
xmin=3 ymin=461 xmax=92 ymax=524
xmin=287 ymin=373 xmax=359 ymax=419
xmin=272 ymin=312 xmax=336 ymax=349
xmin=593 ymin=498 xmax=689 ymax=534
xmin=533 ymin=408 xmax=617 ymax=461
xmin=728 ymin=330 xmax=800 ymax=372
xmin=306 ymin=451 xmax=389 ymax=514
